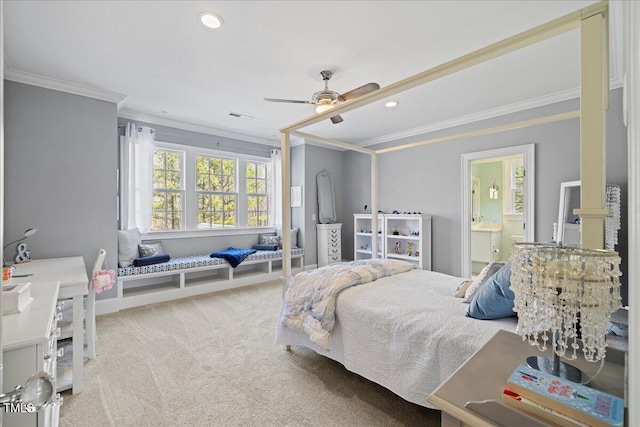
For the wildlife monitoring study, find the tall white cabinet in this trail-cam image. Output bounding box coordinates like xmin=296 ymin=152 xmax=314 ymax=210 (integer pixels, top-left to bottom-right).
xmin=353 ymin=214 xmax=431 ymax=270
xmin=317 ymin=223 xmax=342 ymax=267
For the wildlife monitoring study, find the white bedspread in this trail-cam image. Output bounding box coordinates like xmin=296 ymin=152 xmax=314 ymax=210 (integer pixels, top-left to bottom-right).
xmin=275 ymin=268 xmax=517 ymax=408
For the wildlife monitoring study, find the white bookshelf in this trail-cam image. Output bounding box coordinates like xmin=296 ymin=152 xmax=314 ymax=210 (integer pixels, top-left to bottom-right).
xmin=353 ymin=214 xmax=384 ymax=260
xmin=384 ymin=214 xmax=431 ymax=270
xmin=353 ymin=213 xmax=431 ymax=270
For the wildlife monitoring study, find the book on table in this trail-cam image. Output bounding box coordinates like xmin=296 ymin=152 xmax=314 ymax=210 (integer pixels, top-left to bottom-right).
xmin=506 ymin=364 xmax=624 ymax=427
xmin=503 ymin=387 xmax=589 ymax=427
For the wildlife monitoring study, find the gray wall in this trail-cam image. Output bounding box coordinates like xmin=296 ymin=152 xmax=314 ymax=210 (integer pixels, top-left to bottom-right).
xmin=4 ymin=81 xmax=118 ymax=297
xmin=302 ymin=144 xmax=344 ymax=266
xmin=291 ymin=145 xmax=306 ymax=249
xmin=342 ymin=89 xmax=629 ymax=304
xmin=117 ymin=118 xmax=272 ymax=158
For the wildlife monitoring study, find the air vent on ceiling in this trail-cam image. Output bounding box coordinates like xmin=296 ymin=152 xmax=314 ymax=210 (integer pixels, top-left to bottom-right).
xmin=229 ymin=112 xmax=254 ymax=120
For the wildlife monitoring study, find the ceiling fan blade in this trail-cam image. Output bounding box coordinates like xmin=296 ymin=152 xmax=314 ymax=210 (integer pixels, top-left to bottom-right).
xmin=330 ymin=115 xmax=344 ymax=124
xmin=338 ymin=82 xmax=380 ymax=102
xmin=264 ymin=98 xmax=312 ymax=104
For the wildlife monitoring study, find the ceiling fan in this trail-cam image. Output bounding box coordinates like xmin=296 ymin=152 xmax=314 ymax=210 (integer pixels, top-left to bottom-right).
xmin=264 ymin=70 xmax=380 ymax=124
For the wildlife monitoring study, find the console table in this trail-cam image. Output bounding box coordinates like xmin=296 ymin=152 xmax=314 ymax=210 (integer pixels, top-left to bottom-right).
xmin=12 ymin=257 xmax=88 ymax=394
xmin=428 ymin=330 xmax=626 ymax=427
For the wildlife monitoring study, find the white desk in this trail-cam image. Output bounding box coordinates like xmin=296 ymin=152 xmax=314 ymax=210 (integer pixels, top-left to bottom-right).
xmin=12 ymin=257 xmax=88 ymax=394
xmin=2 ymin=280 xmax=61 ymax=426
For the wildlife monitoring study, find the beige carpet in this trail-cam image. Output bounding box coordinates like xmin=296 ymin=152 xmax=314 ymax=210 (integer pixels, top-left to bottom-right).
xmin=60 ymin=281 xmax=441 ymax=426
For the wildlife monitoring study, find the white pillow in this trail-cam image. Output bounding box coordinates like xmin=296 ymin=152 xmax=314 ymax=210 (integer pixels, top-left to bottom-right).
xmin=453 ymin=280 xmax=472 ymax=298
xmin=462 ymin=262 xmax=505 ymax=303
xmin=117 ymin=228 xmax=141 ymax=267
xmin=276 ymin=227 xmax=299 ymax=248
xmin=138 ymin=241 xmax=165 ymax=258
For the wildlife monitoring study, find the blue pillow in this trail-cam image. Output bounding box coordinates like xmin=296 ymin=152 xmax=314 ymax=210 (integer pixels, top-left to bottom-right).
xmin=252 ymin=244 xmax=278 ymax=251
xmin=467 ymin=262 xmax=516 ymax=320
xmin=210 ymin=247 xmax=257 ymax=268
xmin=133 ymin=254 xmax=170 ymax=267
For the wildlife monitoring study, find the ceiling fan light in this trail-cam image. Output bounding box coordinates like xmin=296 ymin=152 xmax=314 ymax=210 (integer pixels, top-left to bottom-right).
xmin=199 ymin=12 xmax=223 ymax=29
xmin=315 ymin=104 xmax=334 ymax=114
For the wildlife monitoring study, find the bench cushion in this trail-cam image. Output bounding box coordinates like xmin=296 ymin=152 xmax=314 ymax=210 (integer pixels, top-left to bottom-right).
xmin=118 ymin=248 xmax=304 ymax=277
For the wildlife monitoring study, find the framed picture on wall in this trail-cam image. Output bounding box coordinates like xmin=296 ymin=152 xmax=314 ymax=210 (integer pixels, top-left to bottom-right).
xmin=291 ymin=186 xmax=302 ymax=208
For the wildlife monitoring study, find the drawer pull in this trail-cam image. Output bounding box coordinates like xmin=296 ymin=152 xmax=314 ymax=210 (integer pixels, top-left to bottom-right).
xmin=52 ymin=327 xmax=61 ymax=339
xmin=52 ymin=393 xmax=64 ymax=407
xmin=56 ymin=312 xmax=63 ymax=322
xmin=57 ymin=348 xmax=65 ymax=358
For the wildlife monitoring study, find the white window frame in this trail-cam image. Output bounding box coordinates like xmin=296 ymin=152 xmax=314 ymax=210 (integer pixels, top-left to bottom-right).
xmin=148 ymin=141 xmax=275 ymax=238
xmin=195 ymin=154 xmax=238 ymax=229
xmin=503 ymin=157 xmax=525 ymax=217
xmin=152 ymin=147 xmax=185 ymax=231
xmin=246 ymin=161 xmax=271 ymax=227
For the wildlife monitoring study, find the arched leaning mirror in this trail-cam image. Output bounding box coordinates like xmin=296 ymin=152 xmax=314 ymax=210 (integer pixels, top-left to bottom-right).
xmin=557 ymin=180 xmax=581 ymax=245
xmin=316 ymin=170 xmax=337 ymax=224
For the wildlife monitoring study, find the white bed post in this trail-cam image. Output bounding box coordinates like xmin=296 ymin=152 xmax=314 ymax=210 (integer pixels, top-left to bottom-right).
xmin=281 ymin=131 xmax=292 ymax=351
xmin=576 ymin=8 xmax=609 ymax=249
xmin=371 ymin=153 xmax=379 ymax=258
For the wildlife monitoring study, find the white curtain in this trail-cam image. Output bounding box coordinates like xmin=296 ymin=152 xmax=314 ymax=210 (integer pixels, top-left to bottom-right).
xmin=121 ymin=123 xmax=154 ymax=232
xmin=270 ymin=149 xmax=282 ymax=228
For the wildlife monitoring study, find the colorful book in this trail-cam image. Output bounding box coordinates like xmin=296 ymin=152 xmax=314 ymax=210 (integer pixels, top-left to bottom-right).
xmin=506 ymin=365 xmax=624 ymax=427
xmin=503 ymin=387 xmax=589 ymax=427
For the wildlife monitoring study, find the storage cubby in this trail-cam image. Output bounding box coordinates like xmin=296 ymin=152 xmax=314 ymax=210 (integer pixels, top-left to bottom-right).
xmin=353 ymin=214 xmax=384 ymax=260
xmin=384 ymin=214 xmax=431 ymax=270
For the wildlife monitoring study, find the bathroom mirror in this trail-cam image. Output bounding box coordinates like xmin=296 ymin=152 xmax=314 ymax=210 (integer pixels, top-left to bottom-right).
xmin=317 ymin=170 xmax=336 ymax=224
xmin=557 ymin=180 xmax=581 ymax=245
xmin=556 ymin=180 xmax=622 ymax=249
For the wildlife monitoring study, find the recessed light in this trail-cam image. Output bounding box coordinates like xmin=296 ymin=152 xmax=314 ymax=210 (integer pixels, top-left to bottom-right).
xmin=385 ymin=101 xmax=398 ymax=108
xmin=198 ymin=11 xmax=224 ymax=29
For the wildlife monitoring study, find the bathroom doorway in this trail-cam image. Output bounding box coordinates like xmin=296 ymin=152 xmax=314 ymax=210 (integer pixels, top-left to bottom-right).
xmin=461 ymin=144 xmax=535 ymax=278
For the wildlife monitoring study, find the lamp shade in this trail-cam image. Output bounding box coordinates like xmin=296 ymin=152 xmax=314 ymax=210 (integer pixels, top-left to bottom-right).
xmin=510 ymin=242 xmax=622 ymax=363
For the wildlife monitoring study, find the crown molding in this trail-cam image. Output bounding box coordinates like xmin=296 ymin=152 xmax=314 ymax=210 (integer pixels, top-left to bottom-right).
xmin=358 ymin=80 xmax=623 ymax=148
xmin=4 ymin=67 xmax=127 ymax=105
xmin=118 ymin=110 xmax=282 ymax=147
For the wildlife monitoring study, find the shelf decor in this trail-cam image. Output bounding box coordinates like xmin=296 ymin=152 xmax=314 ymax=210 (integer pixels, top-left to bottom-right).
xmin=510 ymin=242 xmax=622 ymax=382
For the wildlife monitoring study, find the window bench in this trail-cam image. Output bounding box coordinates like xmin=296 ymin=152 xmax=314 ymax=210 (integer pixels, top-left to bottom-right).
xmin=95 ymin=249 xmax=304 ymax=314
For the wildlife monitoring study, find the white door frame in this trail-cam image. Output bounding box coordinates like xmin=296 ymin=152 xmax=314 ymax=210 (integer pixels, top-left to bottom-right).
xmin=461 ymin=144 xmax=535 ymax=278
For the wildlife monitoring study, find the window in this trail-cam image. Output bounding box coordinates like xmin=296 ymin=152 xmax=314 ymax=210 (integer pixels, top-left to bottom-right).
xmin=246 ymin=162 xmax=271 ymax=227
xmin=138 ymin=141 xmax=275 ymax=233
xmin=152 ymin=149 xmax=184 ymax=230
xmin=511 ymin=164 xmax=525 ymax=214
xmin=196 ymin=156 xmax=237 ymax=228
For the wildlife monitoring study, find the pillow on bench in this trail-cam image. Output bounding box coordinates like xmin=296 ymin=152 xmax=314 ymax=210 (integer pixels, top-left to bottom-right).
xmin=252 ymin=244 xmax=278 ymax=251
xmin=133 ymin=254 xmax=171 ymax=267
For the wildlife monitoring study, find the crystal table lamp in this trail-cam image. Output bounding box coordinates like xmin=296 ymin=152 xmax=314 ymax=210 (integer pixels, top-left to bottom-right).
xmin=510 ymin=242 xmax=622 ymax=383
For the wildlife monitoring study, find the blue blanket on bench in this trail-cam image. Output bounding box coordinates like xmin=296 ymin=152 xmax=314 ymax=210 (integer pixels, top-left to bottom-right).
xmin=210 ymin=247 xmax=257 ymax=268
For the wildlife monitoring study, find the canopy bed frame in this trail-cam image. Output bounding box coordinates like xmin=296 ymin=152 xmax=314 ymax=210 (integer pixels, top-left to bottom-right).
xmin=277 ymin=0 xmax=638 ymax=421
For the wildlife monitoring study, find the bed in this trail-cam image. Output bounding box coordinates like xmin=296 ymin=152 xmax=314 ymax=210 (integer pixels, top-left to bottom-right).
xmin=275 ymin=262 xmax=517 ymax=408
xmin=275 ymin=0 xmax=618 ymax=417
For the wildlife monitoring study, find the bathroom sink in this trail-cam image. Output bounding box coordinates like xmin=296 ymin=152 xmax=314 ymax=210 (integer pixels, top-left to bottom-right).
xmin=471 ymin=223 xmax=502 ymax=231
